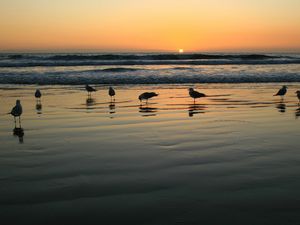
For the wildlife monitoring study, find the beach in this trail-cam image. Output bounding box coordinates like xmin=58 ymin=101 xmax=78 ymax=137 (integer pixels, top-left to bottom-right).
xmin=1 ymin=83 xmax=300 ymax=225
xmin=1 ymin=0 xmax=300 ymax=223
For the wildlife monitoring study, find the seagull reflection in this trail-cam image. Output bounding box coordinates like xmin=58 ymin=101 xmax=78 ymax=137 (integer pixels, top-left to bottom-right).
xmin=276 ymin=102 xmax=286 ymax=113
xmin=86 ymin=97 xmax=96 ymax=107
xmin=36 ymin=102 xmax=42 ymax=114
xmin=295 ymin=107 xmax=300 ymax=119
xmin=13 ymin=127 xmax=24 ymax=143
xmin=188 ymin=104 xmax=206 ymax=117
xmin=139 ymin=105 xmax=157 ymax=117
xmin=109 ymin=103 xmax=116 ymax=115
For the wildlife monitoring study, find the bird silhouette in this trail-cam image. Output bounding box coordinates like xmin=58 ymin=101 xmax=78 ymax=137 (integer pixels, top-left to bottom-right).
xmin=189 ymin=88 xmax=206 ymax=103
xmin=10 ymin=100 xmax=23 ymax=127
xmin=109 ymin=87 xmax=116 ymax=102
xmin=85 ymin=85 xmax=96 ymax=97
xmin=138 ymin=92 xmax=158 ymax=104
xmin=35 ymin=89 xmax=42 ymax=99
xmin=35 ymin=89 xmax=42 ymax=109
xmin=274 ymin=85 xmax=287 ymax=100
xmin=295 ymin=90 xmax=300 ymax=104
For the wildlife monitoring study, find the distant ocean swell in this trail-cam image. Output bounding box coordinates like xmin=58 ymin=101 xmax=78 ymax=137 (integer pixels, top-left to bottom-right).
xmin=0 ymin=53 xmax=300 ymax=84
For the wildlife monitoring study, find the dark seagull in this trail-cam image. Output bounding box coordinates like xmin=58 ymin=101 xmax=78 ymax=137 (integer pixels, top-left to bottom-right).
xmin=35 ymin=89 xmax=42 ymax=99
xmin=189 ymin=88 xmax=206 ymax=103
xmin=109 ymin=86 xmax=116 ymax=102
xmin=273 ymin=85 xmax=287 ymax=100
xmin=10 ymin=100 xmax=23 ymax=127
xmin=139 ymin=92 xmax=158 ymax=104
xmin=85 ymin=84 xmax=97 ymax=97
xmin=296 ymin=90 xmax=300 ymax=103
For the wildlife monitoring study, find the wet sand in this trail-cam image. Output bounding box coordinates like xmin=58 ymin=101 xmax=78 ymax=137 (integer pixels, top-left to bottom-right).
xmin=0 ymin=83 xmax=300 ymax=225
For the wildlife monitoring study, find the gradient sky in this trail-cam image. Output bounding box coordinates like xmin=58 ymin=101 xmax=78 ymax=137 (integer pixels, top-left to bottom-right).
xmin=0 ymin=0 xmax=299 ymax=52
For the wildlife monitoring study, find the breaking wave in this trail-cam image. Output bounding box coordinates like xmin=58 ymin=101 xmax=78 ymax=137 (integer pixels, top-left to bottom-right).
xmin=0 ymin=53 xmax=299 ymax=67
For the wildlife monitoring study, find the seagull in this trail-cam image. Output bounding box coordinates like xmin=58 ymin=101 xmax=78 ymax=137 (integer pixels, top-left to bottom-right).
xmin=35 ymin=89 xmax=42 ymax=105
xmin=139 ymin=92 xmax=158 ymax=104
xmin=85 ymin=85 xmax=96 ymax=97
xmin=274 ymin=85 xmax=287 ymax=100
xmin=295 ymin=90 xmax=300 ymax=103
xmin=10 ymin=100 xmax=23 ymax=127
xmin=109 ymin=87 xmax=115 ymax=101
xmin=35 ymin=89 xmax=42 ymax=99
xmin=189 ymin=88 xmax=206 ymax=103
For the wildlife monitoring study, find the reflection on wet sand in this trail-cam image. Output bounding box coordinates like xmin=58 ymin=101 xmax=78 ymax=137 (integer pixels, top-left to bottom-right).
xmin=139 ymin=105 xmax=157 ymax=117
xmin=188 ymin=104 xmax=206 ymax=117
xmin=276 ymin=102 xmax=286 ymax=113
xmin=109 ymin=103 xmax=116 ymax=118
xmin=86 ymin=97 xmax=96 ymax=107
xmin=13 ymin=127 xmax=24 ymax=143
xmin=109 ymin=103 xmax=115 ymax=113
xmin=295 ymin=107 xmax=300 ymax=119
xmin=36 ymin=102 xmax=42 ymax=114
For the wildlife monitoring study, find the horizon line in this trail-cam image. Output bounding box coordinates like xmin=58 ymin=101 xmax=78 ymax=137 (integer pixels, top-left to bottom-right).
xmin=1 ymin=49 xmax=300 ymax=54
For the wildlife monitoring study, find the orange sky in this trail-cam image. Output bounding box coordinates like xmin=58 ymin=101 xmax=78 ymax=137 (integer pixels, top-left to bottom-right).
xmin=0 ymin=0 xmax=300 ymax=52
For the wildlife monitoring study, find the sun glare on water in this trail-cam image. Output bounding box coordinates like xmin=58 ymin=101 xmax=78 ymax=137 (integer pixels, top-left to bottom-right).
xmin=179 ymin=49 xmax=184 ymax=53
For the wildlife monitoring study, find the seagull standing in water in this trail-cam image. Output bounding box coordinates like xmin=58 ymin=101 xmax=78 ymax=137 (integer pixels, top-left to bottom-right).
xmin=296 ymin=90 xmax=300 ymax=103
xmin=35 ymin=89 xmax=42 ymax=105
xmin=189 ymin=88 xmax=206 ymax=103
xmin=10 ymin=100 xmax=23 ymax=127
xmin=109 ymin=87 xmax=116 ymax=102
xmin=274 ymin=85 xmax=287 ymax=100
xmin=35 ymin=89 xmax=42 ymax=99
xmin=85 ymin=85 xmax=96 ymax=97
xmin=139 ymin=92 xmax=158 ymax=104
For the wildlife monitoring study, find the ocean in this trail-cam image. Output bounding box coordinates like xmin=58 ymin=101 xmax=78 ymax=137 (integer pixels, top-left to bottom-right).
xmin=0 ymin=52 xmax=300 ymax=84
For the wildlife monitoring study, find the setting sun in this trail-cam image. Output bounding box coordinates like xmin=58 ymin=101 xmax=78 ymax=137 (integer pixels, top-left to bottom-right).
xmin=179 ymin=49 xmax=184 ymax=53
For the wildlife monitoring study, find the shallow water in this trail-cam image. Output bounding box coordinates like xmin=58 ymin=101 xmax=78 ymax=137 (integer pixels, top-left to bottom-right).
xmin=0 ymin=83 xmax=300 ymax=225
